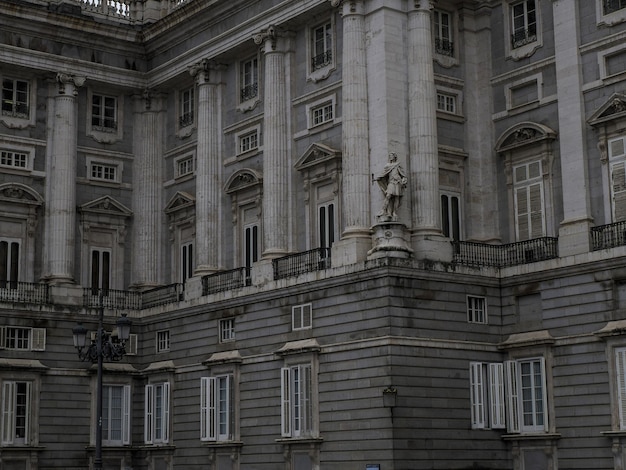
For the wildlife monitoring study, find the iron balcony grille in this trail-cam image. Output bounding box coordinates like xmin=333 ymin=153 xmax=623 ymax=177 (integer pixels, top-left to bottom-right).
xmin=0 ymin=281 xmax=49 ymax=304
xmin=273 ymin=248 xmax=331 ymax=280
xmin=178 ymin=112 xmax=194 ymax=128
xmin=140 ymin=283 xmax=184 ymax=309
xmin=83 ymin=285 xmax=183 ymax=310
xmin=452 ymin=237 xmax=558 ymax=268
xmin=591 ymin=220 xmax=626 ymax=250
xmin=311 ymin=51 xmax=333 ymax=70
xmin=240 ymin=83 xmax=258 ymax=102
xmin=435 ymin=38 xmax=454 ymax=57
xmin=511 ymin=28 xmax=537 ymax=49
xmin=202 ymin=267 xmax=251 ymax=296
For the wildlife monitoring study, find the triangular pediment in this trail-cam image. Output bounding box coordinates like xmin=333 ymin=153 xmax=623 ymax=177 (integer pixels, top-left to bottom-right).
xmin=79 ymin=196 xmax=131 ymax=217
xmin=589 ymin=93 xmax=626 ymax=126
xmin=495 ymin=122 xmax=557 ymax=152
xmin=294 ymin=143 xmax=341 ymax=171
xmin=164 ymin=191 xmax=195 ymax=214
xmin=224 ymin=169 xmax=263 ymax=194
xmin=0 ymin=183 xmax=43 ymax=206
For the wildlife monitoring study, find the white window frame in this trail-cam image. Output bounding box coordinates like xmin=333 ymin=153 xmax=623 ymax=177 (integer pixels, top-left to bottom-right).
xmin=0 ymin=76 xmax=36 ymax=129
xmin=179 ymin=86 xmax=195 ymax=129
xmin=145 ymin=382 xmax=170 ymax=445
xmin=609 ymin=136 xmax=626 ymax=222
xmin=236 ymin=127 xmax=260 ymax=156
xmin=1 ymin=380 xmax=32 ymax=445
xmin=306 ymin=96 xmax=336 ymax=130
xmin=614 ymin=347 xmax=626 ymax=429
xmin=1 ymin=77 xmax=30 ymax=119
xmin=174 ymin=153 xmax=195 ymax=179
xmin=469 ymin=362 xmax=505 ymax=430
xmin=504 ymin=0 xmax=542 ymax=60
xmin=89 ymin=161 xmax=119 ymax=183
xmin=91 ymin=93 xmax=118 ymax=132
xmin=102 ymin=384 xmax=131 ymax=446
xmin=308 ymin=18 xmax=336 ymax=82
xmin=238 ymin=55 xmax=259 ymax=109
xmin=467 ymin=296 xmax=487 ymax=324
xmin=513 ymin=160 xmax=546 ymax=241
xmin=86 ymin=89 xmax=123 ymax=143
xmin=219 ymin=318 xmax=235 ymax=343
xmin=0 ymin=327 xmax=46 ymax=351
xmin=0 ymin=149 xmax=28 ymax=170
xmin=200 ymin=375 xmax=234 ymax=442
xmin=156 ymin=330 xmax=170 ymax=353
xmin=292 ymin=304 xmax=313 ymax=331
xmin=433 ymin=9 xmax=454 ymax=58
xmin=436 ymin=91 xmax=457 ymax=114
xmin=281 ymin=363 xmax=314 ymax=438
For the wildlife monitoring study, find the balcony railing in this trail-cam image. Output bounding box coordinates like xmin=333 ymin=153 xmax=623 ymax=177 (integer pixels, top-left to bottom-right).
xmin=273 ymin=248 xmax=331 ymax=280
xmin=452 ymin=237 xmax=558 ymax=268
xmin=202 ymin=268 xmax=251 ymax=296
xmin=591 ymin=220 xmax=626 ymax=250
xmin=0 ymin=282 xmax=49 ymax=305
xmin=311 ymin=50 xmax=333 ymax=70
xmin=511 ymin=27 xmax=537 ymax=49
xmin=435 ymin=38 xmax=454 ymax=57
xmin=71 ymin=0 xmax=193 ymax=23
xmin=83 ymin=285 xmax=183 ymax=310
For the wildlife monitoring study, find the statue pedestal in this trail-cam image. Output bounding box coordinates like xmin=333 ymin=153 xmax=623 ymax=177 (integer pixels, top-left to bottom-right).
xmin=367 ymin=223 xmax=413 ymax=259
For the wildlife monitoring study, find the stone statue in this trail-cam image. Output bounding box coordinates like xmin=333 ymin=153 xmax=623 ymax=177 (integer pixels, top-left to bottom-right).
xmin=375 ymin=152 xmax=407 ymax=222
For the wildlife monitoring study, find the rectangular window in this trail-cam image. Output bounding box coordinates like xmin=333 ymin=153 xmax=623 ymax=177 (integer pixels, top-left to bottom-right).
xmin=0 ymin=327 xmax=45 ymax=351
xmin=219 ymin=318 xmax=235 ymax=343
xmin=156 ymin=330 xmax=170 ymax=353
xmin=176 ymin=155 xmax=194 ymax=178
xmin=145 ymin=382 xmax=170 ymax=444
xmin=0 ymin=150 xmax=28 ymax=169
xmin=511 ymin=0 xmax=537 ymax=49
xmin=441 ymin=193 xmax=461 ymax=241
xmin=240 ymin=58 xmax=258 ymax=102
xmin=604 ymin=0 xmax=626 ymax=15
xmin=469 ymin=362 xmax=505 ymax=430
xmin=0 ymin=238 xmax=20 ymax=288
xmin=179 ymin=87 xmax=195 ymax=128
xmin=200 ymin=375 xmax=234 ymax=442
xmin=102 ymin=384 xmax=131 ymax=445
xmin=91 ymin=94 xmax=117 ymax=131
xmin=467 ymin=296 xmax=487 ymax=324
xmin=243 ymin=223 xmax=259 ymax=269
xmin=311 ymin=22 xmax=333 ymax=70
xmin=434 ymin=10 xmax=454 ymax=57
xmin=90 ymin=248 xmax=111 ymax=292
xmin=238 ymin=130 xmax=259 ymax=155
xmin=1 ymin=381 xmax=31 ymax=445
xmin=311 ymin=102 xmax=334 ymax=127
xmin=610 ymin=137 xmax=626 ymax=221
xmin=281 ymin=364 xmax=313 ymax=438
xmin=1 ymin=78 xmax=29 ymax=118
xmin=318 ymin=202 xmax=335 ymax=249
xmin=181 ymin=241 xmax=194 ymax=283
xmin=513 ymin=161 xmax=545 ymax=240
xmin=292 ymin=304 xmax=312 ymax=331
xmin=436 ymin=92 xmax=457 ymax=114
xmin=90 ymin=162 xmax=117 ymax=182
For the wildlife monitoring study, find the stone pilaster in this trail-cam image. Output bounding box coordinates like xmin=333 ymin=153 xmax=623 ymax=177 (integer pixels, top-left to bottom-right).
xmin=254 ymin=26 xmax=290 ymax=259
xmin=408 ymin=1 xmax=450 ymax=261
xmin=190 ymin=59 xmax=224 ymax=274
xmin=131 ymin=90 xmax=165 ymax=289
xmin=553 ymin=0 xmax=593 ymax=256
xmin=44 ymin=72 xmax=85 ymax=285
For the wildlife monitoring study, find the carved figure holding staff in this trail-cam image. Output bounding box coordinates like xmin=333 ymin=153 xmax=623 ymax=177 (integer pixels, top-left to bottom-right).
xmin=375 ymin=152 xmax=407 ymax=222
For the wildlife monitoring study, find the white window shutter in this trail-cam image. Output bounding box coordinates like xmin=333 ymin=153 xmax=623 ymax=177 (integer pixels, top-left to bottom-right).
xmin=515 ymin=186 xmax=530 ymax=240
xmin=281 ymin=367 xmax=291 ymax=437
xmin=617 ymin=349 xmax=626 ymax=429
xmin=538 ymin=357 xmax=548 ymax=431
xmin=611 ymin=161 xmax=626 ymax=222
xmin=31 ymin=328 xmax=46 ymax=351
xmin=504 ymin=360 xmax=520 ymax=433
xmin=0 ymin=327 xmax=6 ymax=349
xmin=528 ymin=182 xmax=545 ymax=238
xmin=162 ymin=382 xmax=170 ymax=443
xmin=2 ymin=381 xmax=15 ymax=444
xmin=469 ymin=362 xmax=485 ymax=429
xmin=489 ymin=363 xmax=506 ymax=429
xmin=125 ymin=334 xmax=138 ymax=355
xmin=207 ymin=377 xmax=217 ymax=441
xmin=200 ymin=378 xmax=208 ymax=440
xmin=122 ymin=385 xmax=131 ymax=445
xmin=144 ymin=385 xmax=153 ymax=444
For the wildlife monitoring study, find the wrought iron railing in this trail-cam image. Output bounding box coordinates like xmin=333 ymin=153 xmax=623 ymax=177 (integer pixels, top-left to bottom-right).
xmin=311 ymin=50 xmax=333 ymax=70
xmin=591 ymin=221 xmax=626 ymax=250
xmin=141 ymin=283 xmax=184 ymax=309
xmin=511 ymin=27 xmax=537 ymax=49
xmin=240 ymin=83 xmax=258 ymax=102
xmin=452 ymin=237 xmax=558 ymax=268
xmin=435 ymin=38 xmax=454 ymax=57
xmin=83 ymin=288 xmax=142 ymax=310
xmin=71 ymin=0 xmax=193 ymax=22
xmin=202 ymin=268 xmax=251 ymax=296
xmin=0 ymin=282 xmax=49 ymax=304
xmin=273 ymin=248 xmax=331 ymax=280
xmin=604 ymin=0 xmax=626 ymax=15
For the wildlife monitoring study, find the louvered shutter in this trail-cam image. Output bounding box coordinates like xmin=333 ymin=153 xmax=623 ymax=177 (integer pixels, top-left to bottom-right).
xmin=144 ymin=385 xmax=153 ymax=444
xmin=504 ymin=360 xmax=520 ymax=433
xmin=2 ymin=381 xmax=15 ymax=444
xmin=122 ymin=385 xmax=131 ymax=445
xmin=489 ymin=363 xmax=506 ymax=429
xmin=281 ymin=367 xmax=291 ymax=437
xmin=469 ymin=363 xmax=485 ymax=429
xmin=617 ymin=349 xmax=626 ymax=429
xmin=612 ymin=162 xmax=626 ymax=222
xmin=200 ymin=377 xmax=217 ymax=441
xmin=515 ymin=187 xmax=530 ymax=240
xmin=162 ymin=382 xmax=170 ymax=443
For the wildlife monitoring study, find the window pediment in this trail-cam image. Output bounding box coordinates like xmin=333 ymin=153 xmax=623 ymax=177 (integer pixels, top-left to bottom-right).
xmin=79 ymin=195 xmax=132 ymax=218
xmin=495 ymin=122 xmax=557 ymax=153
xmin=0 ymin=183 xmax=43 ymax=207
xmin=589 ymin=93 xmax=626 ymax=127
xmin=225 ymin=169 xmax=263 ymax=194
xmin=164 ymin=191 xmax=195 ymax=215
xmin=294 ymin=143 xmax=341 ymax=172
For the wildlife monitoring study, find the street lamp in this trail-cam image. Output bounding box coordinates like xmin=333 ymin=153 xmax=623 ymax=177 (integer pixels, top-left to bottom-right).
xmin=72 ymin=294 xmax=132 ymax=470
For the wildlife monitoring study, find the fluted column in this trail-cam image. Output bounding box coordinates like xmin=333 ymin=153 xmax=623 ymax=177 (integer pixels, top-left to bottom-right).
xmin=190 ymin=59 xmax=223 ymax=274
xmin=44 ymin=73 xmax=85 ymax=284
xmin=332 ymin=0 xmax=371 ymax=239
xmin=408 ymin=0 xmax=440 ymax=236
xmin=131 ymin=91 xmax=165 ymax=288
xmin=254 ymin=26 xmax=290 ymax=258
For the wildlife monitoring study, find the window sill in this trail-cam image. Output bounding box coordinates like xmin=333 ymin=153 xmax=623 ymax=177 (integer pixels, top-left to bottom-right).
xmin=237 ymin=97 xmax=260 ymax=113
xmin=0 ymin=114 xmax=34 ymax=129
xmin=276 ymin=437 xmax=324 ymax=444
xmin=308 ymin=64 xmax=336 ymax=83
xmin=202 ymin=440 xmax=244 ymax=448
xmin=502 ymin=432 xmax=561 ymax=441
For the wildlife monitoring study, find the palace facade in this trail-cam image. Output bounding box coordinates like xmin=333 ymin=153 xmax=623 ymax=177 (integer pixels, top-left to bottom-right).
xmin=3 ymin=1 xmax=626 ymax=469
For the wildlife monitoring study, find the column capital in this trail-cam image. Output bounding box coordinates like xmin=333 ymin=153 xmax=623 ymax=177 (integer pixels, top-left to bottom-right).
xmin=188 ymin=58 xmax=226 ymax=84
xmin=411 ymin=0 xmax=435 ymax=12
xmin=253 ymin=25 xmax=291 ymax=53
xmin=329 ymin=0 xmax=365 ymax=15
xmin=55 ymin=72 xmax=85 ymax=96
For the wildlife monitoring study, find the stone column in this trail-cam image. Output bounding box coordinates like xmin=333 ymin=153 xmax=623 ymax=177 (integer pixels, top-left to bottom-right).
xmin=408 ymin=1 xmax=450 ymax=261
xmin=254 ymin=26 xmax=290 ymax=259
xmin=44 ymin=73 xmax=85 ymax=285
xmin=190 ymin=59 xmax=223 ymax=274
xmin=553 ymin=0 xmax=593 ymax=256
xmin=330 ymin=0 xmax=372 ymax=265
xmin=131 ymin=90 xmax=165 ymax=289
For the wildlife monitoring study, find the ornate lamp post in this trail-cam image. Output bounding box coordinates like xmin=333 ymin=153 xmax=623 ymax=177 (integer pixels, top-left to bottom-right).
xmin=72 ymin=294 xmax=131 ymax=470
